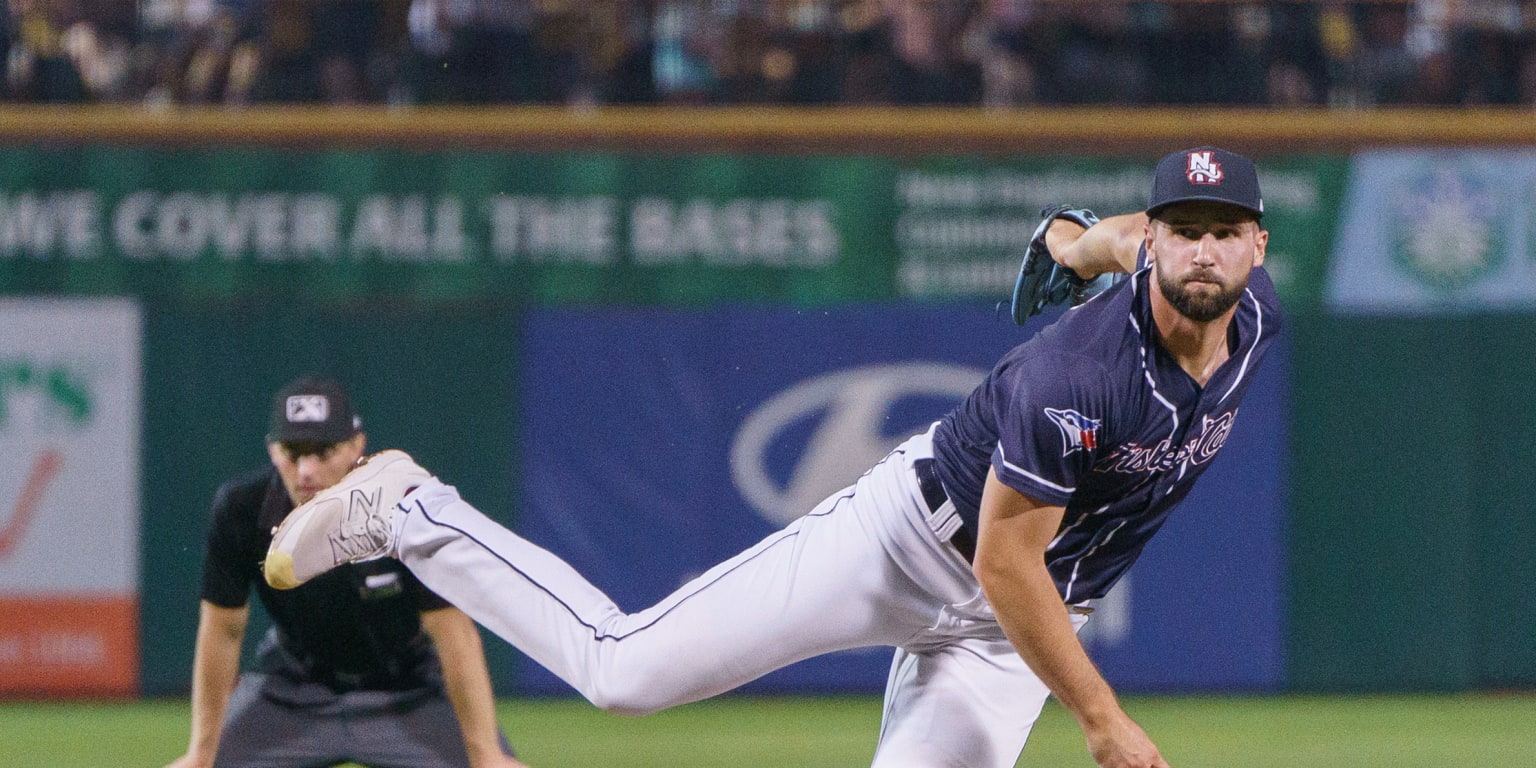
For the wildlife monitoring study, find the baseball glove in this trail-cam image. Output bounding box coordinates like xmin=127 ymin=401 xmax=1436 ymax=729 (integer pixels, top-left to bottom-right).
xmin=1009 ymin=205 xmax=1101 ymax=325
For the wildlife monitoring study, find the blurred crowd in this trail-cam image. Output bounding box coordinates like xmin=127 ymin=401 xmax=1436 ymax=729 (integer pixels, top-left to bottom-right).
xmin=4 ymin=0 xmax=1536 ymax=108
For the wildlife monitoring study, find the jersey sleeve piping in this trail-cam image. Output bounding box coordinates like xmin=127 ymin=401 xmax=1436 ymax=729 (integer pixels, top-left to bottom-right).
xmin=1218 ymin=283 xmax=1267 ymax=405
xmin=997 ymin=441 xmax=1077 ymax=496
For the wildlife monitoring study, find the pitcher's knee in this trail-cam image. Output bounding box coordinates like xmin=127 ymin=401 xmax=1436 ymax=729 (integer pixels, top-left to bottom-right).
xmin=585 ymin=671 xmax=688 ymax=717
xmin=590 ymin=698 xmax=661 ymax=717
xmin=586 ymin=687 xmax=667 ymax=717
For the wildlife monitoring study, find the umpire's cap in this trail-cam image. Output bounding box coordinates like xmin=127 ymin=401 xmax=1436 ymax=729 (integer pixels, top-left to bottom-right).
xmin=267 ymin=375 xmax=362 ymax=444
xmin=1147 ymin=146 xmax=1263 ymax=220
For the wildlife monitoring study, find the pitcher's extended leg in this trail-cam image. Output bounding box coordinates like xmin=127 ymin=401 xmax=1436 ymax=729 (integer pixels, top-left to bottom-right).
xmin=396 ymin=474 xmax=934 ymax=715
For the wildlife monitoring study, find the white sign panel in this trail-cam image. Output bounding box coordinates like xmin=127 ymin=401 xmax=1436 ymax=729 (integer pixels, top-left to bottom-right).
xmin=1327 ymin=149 xmax=1536 ymax=314
xmin=0 ymin=298 xmax=141 ymax=593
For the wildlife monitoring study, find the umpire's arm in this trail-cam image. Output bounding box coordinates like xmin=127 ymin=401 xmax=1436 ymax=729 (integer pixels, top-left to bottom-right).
xmin=166 ymin=601 xmax=248 ymax=768
xmin=973 ymin=469 xmax=1168 ymax=768
xmin=1047 ymin=212 xmax=1149 ymax=279
xmin=420 ymin=606 xmax=528 ymax=768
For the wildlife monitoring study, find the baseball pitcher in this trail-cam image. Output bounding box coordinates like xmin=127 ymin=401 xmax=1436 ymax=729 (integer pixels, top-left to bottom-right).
xmin=264 ymin=146 xmax=1280 ymax=768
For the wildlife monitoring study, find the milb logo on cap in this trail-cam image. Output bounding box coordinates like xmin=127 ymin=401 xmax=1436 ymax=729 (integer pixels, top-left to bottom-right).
xmin=286 ymin=395 xmax=330 ymax=423
xmin=1186 ymin=151 xmax=1224 ymax=185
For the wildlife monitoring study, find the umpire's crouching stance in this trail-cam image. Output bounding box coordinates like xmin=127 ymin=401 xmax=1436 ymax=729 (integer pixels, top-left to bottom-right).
xmin=166 ymin=377 xmax=524 ymax=768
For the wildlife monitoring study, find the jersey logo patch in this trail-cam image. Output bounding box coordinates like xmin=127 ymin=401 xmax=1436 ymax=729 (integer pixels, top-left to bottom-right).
xmin=1186 ymin=151 xmax=1224 ymax=185
xmin=1044 ymin=408 xmax=1101 ymax=456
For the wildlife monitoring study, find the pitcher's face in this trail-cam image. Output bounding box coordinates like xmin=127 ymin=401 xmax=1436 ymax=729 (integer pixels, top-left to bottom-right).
xmin=1147 ymin=202 xmax=1267 ymax=323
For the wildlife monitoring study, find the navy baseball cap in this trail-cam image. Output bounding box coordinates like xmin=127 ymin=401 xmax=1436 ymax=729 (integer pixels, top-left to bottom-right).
xmin=1147 ymin=146 xmax=1263 ymax=219
xmin=267 ymin=376 xmax=362 ymax=444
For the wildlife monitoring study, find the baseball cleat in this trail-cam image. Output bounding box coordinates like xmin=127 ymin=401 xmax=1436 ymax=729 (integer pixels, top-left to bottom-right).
xmin=264 ymin=449 xmax=433 ymax=590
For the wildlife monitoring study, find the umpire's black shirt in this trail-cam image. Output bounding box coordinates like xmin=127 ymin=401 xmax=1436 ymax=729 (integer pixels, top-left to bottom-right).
xmin=201 ymin=467 xmax=451 ymax=708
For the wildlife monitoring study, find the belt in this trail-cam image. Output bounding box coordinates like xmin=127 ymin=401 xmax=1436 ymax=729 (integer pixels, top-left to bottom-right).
xmin=913 ymin=458 xmax=1093 ymax=616
xmin=913 ymin=458 xmax=976 ymax=563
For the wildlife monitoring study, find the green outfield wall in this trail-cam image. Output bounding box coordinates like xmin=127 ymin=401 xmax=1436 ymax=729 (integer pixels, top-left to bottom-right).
xmin=1289 ymin=314 xmax=1536 ymax=691
xmin=1 ymin=107 xmax=1533 ymax=696
xmin=136 ymin=300 xmax=523 ymax=695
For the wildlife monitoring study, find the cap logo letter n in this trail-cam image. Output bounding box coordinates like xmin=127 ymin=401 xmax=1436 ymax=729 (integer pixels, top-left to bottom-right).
xmin=1186 ymin=151 xmax=1223 ymax=185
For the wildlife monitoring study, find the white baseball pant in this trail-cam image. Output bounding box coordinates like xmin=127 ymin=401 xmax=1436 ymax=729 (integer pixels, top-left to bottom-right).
xmin=394 ymin=428 xmax=1088 ymax=767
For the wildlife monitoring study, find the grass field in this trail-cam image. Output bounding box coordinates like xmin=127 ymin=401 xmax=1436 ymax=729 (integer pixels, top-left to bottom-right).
xmin=3 ymin=693 xmax=1533 ymax=767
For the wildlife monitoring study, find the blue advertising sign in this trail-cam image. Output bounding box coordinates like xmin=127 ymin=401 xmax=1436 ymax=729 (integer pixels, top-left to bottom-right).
xmin=515 ymin=304 xmax=1288 ymax=694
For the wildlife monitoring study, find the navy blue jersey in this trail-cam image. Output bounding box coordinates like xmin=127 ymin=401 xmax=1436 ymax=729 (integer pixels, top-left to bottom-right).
xmin=932 ymin=264 xmax=1282 ymax=603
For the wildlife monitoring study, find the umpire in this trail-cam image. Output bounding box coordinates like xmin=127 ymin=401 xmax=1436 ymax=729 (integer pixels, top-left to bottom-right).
xmin=166 ymin=376 xmax=525 ymax=768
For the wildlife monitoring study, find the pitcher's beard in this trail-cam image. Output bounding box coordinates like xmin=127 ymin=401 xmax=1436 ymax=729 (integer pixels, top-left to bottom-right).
xmin=1160 ymin=270 xmax=1247 ymax=322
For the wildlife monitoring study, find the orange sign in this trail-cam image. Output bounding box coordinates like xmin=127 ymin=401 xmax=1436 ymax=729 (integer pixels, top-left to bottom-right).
xmin=0 ymin=595 xmax=139 ymax=697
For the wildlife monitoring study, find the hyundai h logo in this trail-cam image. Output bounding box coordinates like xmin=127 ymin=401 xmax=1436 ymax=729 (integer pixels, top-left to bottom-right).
xmin=730 ymin=362 xmax=982 ymax=525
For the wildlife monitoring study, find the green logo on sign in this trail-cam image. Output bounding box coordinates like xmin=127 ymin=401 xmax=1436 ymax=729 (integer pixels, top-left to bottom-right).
xmin=0 ymin=363 xmax=91 ymax=429
xmin=1389 ymin=164 xmax=1503 ymax=293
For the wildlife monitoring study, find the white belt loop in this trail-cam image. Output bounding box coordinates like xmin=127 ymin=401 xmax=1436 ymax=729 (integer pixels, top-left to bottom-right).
xmin=926 ymin=498 xmax=961 ymax=541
